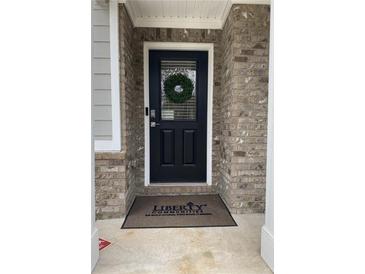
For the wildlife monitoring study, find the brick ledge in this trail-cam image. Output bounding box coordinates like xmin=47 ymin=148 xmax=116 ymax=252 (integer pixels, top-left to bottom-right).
xmin=95 ymin=151 xmax=126 ymax=160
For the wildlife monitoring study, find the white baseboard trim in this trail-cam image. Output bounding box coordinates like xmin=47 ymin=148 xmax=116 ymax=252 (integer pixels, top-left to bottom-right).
xmin=91 ymin=227 xmax=99 ymax=271
xmin=261 ymin=225 xmax=274 ymax=271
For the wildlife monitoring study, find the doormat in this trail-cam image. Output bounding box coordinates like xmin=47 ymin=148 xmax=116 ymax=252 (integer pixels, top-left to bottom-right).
xmin=99 ymin=238 xmax=111 ymax=251
xmin=121 ymin=194 xmax=237 ymax=229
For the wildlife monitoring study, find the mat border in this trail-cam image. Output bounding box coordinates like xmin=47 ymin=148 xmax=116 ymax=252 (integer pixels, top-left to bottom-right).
xmin=121 ymin=194 xmax=238 ymax=229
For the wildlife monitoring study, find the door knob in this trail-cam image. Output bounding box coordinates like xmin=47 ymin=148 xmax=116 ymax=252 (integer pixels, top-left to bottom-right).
xmin=150 ymin=122 xmax=160 ymax=127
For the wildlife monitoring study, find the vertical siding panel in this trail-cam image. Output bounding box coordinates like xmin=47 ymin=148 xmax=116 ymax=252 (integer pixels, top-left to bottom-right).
xmin=93 ymin=26 xmax=110 ymax=41
xmin=93 ymin=90 xmax=112 ymax=106
xmin=93 ymin=74 xmax=111 ymax=89
xmin=93 ymin=42 xmax=110 ymax=58
xmin=92 ymin=0 xmax=112 ymax=140
xmin=93 ymin=106 xmax=112 ymax=121
xmin=92 ymin=9 xmax=109 ymax=26
xmin=93 ymin=59 xmax=111 ymax=73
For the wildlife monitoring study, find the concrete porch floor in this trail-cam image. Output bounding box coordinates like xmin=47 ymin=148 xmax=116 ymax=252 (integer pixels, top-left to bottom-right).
xmin=93 ymin=214 xmax=272 ymax=274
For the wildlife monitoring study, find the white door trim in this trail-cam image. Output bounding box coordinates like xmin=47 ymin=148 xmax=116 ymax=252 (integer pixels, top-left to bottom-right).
xmin=144 ymin=42 xmax=214 ymax=186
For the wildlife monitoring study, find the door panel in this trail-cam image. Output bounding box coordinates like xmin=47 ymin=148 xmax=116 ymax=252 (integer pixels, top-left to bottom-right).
xmin=149 ymin=50 xmax=207 ymax=182
xmin=183 ymin=130 xmax=195 ymax=165
xmin=161 ymin=129 xmax=175 ymax=165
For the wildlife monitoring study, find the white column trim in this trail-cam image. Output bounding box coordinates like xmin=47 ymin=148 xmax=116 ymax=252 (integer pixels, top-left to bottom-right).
xmin=261 ymin=1 xmax=274 ymax=271
xmin=91 ymin=227 xmax=99 ymax=270
xmin=143 ymin=42 xmax=214 ymax=186
xmin=91 ymin=46 xmax=99 ymax=270
xmin=95 ymin=0 xmax=121 ymax=151
xmin=261 ymin=225 xmax=274 ymax=270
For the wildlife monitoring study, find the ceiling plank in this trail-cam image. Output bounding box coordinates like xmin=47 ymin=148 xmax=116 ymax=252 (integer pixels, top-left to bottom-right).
xmin=123 ymin=0 xmax=270 ymax=30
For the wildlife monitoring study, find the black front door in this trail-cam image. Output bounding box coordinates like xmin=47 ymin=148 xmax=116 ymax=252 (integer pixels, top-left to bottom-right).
xmin=149 ymin=50 xmax=208 ymax=182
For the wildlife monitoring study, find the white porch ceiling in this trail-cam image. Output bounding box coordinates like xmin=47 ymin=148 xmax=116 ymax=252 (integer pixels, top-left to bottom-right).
xmin=120 ymin=0 xmax=270 ymax=29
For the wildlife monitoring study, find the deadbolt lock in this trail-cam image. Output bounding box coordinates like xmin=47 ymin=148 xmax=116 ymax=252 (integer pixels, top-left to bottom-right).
xmin=150 ymin=109 xmax=156 ymax=118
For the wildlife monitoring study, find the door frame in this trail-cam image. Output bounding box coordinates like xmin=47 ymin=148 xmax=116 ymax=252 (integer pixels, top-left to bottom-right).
xmin=144 ymin=42 xmax=214 ymax=186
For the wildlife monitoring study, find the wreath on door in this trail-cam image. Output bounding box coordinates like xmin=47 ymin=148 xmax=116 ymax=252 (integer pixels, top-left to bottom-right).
xmin=163 ymin=73 xmax=194 ymax=104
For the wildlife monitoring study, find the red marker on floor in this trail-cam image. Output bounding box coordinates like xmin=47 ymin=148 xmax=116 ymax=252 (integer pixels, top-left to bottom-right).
xmin=99 ymin=238 xmax=111 ymax=251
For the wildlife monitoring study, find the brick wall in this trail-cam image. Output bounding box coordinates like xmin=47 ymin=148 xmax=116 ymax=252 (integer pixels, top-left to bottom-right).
xmin=218 ymin=4 xmax=270 ymax=213
xmin=95 ymin=152 xmax=127 ymax=219
xmin=119 ymin=5 xmax=138 ymax=213
xmin=95 ymin=4 xmax=270 ymax=219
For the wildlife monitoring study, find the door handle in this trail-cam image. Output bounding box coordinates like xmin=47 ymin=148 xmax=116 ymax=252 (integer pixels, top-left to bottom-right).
xmin=150 ymin=122 xmax=160 ymax=128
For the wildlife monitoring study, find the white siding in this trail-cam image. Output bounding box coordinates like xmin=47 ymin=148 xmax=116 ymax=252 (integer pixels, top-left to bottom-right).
xmin=93 ymin=106 xmax=112 ymax=121
xmin=93 ymin=42 xmax=110 ymax=58
xmin=93 ymin=26 xmax=110 ymax=41
xmin=92 ymin=0 xmax=112 ymax=140
xmin=93 ymin=90 xmax=111 ymax=105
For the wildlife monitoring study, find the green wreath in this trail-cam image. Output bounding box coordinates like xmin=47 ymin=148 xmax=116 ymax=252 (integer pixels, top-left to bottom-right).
xmin=163 ymin=73 xmax=194 ymax=104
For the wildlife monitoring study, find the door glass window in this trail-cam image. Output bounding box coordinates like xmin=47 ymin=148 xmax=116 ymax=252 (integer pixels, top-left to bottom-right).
xmin=160 ymin=60 xmax=197 ymax=120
